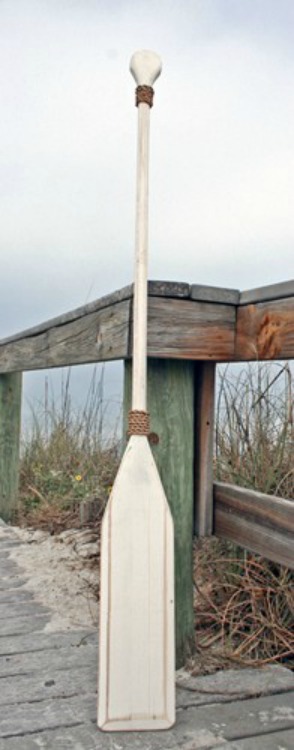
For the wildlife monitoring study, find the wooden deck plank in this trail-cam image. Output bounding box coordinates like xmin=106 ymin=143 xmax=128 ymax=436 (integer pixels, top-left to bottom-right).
xmin=190 ymin=691 xmax=294 ymax=741
xmin=1 ymin=690 xmax=293 ymax=743
xmin=0 ymin=665 xmax=97 ymax=706
xmin=0 ymin=724 xmax=228 ymax=749
xmin=0 ymin=602 xmax=51 ymax=620
xmin=0 ymin=641 xmax=97 ymax=677
xmin=1 ymin=727 xmax=294 ymax=750
xmin=0 ymin=629 xmax=96 ymax=656
xmin=0 ymin=692 xmax=96 ymax=739
xmin=226 ymin=728 xmax=294 ymax=749
xmin=0 ymin=614 xmax=50 ymax=637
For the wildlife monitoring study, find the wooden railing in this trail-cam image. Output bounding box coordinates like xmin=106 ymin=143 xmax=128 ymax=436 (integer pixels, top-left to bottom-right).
xmin=214 ymin=482 xmax=293 ymax=569
xmin=0 ymin=278 xmax=293 ymax=664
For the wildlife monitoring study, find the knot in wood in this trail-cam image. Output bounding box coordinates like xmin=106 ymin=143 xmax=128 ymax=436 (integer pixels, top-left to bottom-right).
xmin=128 ymin=410 xmax=150 ymax=436
xmin=136 ymin=85 xmax=154 ymax=108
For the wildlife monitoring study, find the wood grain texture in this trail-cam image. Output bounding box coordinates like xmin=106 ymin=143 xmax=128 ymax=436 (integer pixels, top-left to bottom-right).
xmin=146 ymin=298 xmax=236 ymax=360
xmin=0 ymin=286 xmax=133 ymax=346
xmin=0 ymin=300 xmax=130 ymax=373
xmin=0 ymin=296 xmax=236 ymax=372
xmin=2 ymin=528 xmax=294 ymax=749
xmin=214 ymin=482 xmax=294 ymax=568
xmin=124 ymin=359 xmax=195 ymax=668
xmin=98 ymin=435 xmax=175 ymax=731
xmin=229 ymin=729 xmax=294 ymax=749
xmin=1 ymin=281 xmax=293 ymax=371
xmin=240 ymin=279 xmax=294 ymax=305
xmin=0 ymin=282 xmax=189 ymax=347
xmin=0 ymin=373 xmax=22 ymax=521
xmin=194 ymin=363 xmax=216 ymax=536
xmin=235 ymin=296 xmax=294 ymax=361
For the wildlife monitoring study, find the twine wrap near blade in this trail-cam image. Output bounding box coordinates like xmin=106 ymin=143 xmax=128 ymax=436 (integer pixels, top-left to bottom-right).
xmin=128 ymin=409 xmax=150 ymax=436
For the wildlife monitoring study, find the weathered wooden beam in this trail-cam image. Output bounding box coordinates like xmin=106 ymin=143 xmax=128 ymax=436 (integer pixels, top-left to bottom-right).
xmin=123 ymin=359 xmax=195 ymax=667
xmin=0 ymin=281 xmax=190 ymax=347
xmin=146 ymin=298 xmax=236 ymax=360
xmin=0 ymin=279 xmax=293 ymax=372
xmin=0 ymin=296 xmax=236 ymax=373
xmin=194 ymin=362 xmax=216 ymax=536
xmin=0 ymin=301 xmax=131 ymax=373
xmin=235 ymin=296 xmax=294 ymax=361
xmin=214 ymin=482 xmax=294 ymax=569
xmin=0 ymin=373 xmax=22 ymax=522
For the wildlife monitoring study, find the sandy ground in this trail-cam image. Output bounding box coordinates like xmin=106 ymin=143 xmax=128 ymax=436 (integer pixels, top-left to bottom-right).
xmin=1 ymin=523 xmax=99 ymax=633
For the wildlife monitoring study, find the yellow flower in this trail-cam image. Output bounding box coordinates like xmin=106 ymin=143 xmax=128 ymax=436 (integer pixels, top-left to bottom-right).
xmin=75 ymin=474 xmax=82 ymax=482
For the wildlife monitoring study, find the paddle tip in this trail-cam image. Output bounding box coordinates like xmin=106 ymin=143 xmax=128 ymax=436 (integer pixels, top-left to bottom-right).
xmin=130 ymin=50 xmax=162 ymax=87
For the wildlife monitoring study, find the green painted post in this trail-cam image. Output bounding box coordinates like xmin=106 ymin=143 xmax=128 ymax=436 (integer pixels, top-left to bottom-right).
xmin=124 ymin=359 xmax=195 ymax=667
xmin=0 ymin=373 xmax=22 ymax=522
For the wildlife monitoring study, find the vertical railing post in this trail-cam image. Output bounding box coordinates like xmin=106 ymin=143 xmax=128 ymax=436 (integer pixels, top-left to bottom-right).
xmin=124 ymin=358 xmax=195 ymax=667
xmin=0 ymin=372 xmax=22 ymax=522
xmin=194 ymin=362 xmax=216 ymax=536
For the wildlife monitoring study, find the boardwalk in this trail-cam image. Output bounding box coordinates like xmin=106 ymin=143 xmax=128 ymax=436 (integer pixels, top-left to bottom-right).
xmin=1 ymin=523 xmax=294 ymax=749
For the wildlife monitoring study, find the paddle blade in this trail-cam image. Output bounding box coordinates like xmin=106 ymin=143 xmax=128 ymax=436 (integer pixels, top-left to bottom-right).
xmin=98 ymin=435 xmax=175 ymax=731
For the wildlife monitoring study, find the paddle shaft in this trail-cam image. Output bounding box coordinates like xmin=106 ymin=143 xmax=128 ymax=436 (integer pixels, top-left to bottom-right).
xmin=130 ymin=52 xmax=162 ymax=417
xmin=132 ymin=100 xmax=150 ymax=411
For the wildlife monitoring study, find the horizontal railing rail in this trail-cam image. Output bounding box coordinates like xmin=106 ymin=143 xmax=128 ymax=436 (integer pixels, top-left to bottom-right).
xmin=214 ymin=481 xmax=294 ymax=569
xmin=0 ymin=279 xmax=293 ymax=373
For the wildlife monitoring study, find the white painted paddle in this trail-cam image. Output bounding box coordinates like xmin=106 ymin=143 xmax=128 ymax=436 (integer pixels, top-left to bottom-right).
xmin=98 ymin=51 xmax=175 ymax=732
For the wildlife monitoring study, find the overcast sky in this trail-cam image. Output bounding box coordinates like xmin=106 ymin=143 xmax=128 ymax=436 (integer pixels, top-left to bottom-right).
xmin=1 ymin=0 xmax=293 ymax=426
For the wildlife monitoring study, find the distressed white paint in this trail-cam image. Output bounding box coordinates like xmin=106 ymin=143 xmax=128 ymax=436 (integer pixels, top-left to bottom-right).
xmin=98 ymin=436 xmax=175 ymax=731
xmin=98 ymin=51 xmax=175 ymax=732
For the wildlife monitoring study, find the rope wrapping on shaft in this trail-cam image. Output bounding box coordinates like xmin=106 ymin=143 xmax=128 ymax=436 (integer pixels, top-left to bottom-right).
xmin=128 ymin=410 xmax=150 ymax=436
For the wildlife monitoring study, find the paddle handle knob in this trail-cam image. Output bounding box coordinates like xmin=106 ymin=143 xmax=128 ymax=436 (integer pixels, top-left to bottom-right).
xmin=130 ymin=50 xmax=162 ymax=87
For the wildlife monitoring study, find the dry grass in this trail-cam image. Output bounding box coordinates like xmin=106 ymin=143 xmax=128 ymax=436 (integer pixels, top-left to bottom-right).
xmin=215 ymin=362 xmax=293 ymax=496
xmin=192 ymin=539 xmax=293 ymax=674
xmin=192 ymin=362 xmax=294 ymax=672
